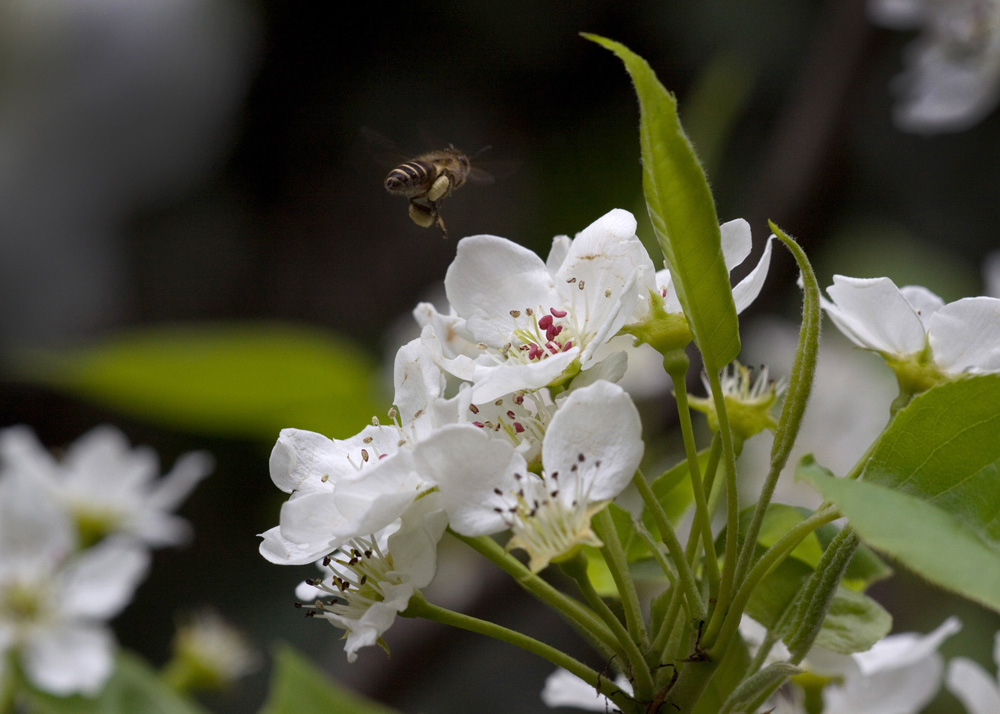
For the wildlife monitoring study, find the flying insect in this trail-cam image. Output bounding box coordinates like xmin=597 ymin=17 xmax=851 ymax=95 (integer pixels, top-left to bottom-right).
xmin=383 ymin=144 xmax=491 ymax=238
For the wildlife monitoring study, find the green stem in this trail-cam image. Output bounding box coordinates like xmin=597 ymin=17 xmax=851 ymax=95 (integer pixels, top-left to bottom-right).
xmin=452 ymin=532 xmax=620 ymax=660
xmin=592 ymin=508 xmax=649 ymax=650
xmin=701 ymin=367 xmax=739 ymax=648
xmin=705 ymin=506 xmax=840 ymax=660
xmin=665 ymin=353 xmax=720 ymax=597
xmin=404 ymin=593 xmax=635 ymax=712
xmin=561 ymin=557 xmax=655 ymax=701
xmin=632 ymin=471 xmax=705 ymax=621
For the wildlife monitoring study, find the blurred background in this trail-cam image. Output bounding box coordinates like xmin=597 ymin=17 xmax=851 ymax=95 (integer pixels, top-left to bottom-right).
xmin=1 ymin=0 xmax=998 ymax=712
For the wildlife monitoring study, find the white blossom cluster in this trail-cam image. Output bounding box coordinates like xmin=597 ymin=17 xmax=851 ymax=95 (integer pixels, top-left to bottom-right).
xmin=258 ymin=208 xmax=773 ymax=662
xmin=0 ymin=426 xmax=211 ymax=696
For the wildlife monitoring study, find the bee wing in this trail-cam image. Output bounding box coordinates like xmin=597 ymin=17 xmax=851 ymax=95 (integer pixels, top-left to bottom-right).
xmin=360 ymin=126 xmax=411 ymax=168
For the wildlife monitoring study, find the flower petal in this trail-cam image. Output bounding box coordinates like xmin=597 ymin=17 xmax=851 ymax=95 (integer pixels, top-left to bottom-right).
xmin=947 ymin=657 xmax=1000 ymax=714
xmin=22 ymin=623 xmax=114 ymax=696
xmin=928 ymin=297 xmax=1000 ymax=374
xmin=732 ymin=235 xmax=774 ymax=314
xmin=822 ymin=276 xmax=928 ymax=356
xmin=720 ymin=218 xmax=752 ymax=272
xmin=61 ymin=537 xmax=149 ymax=619
xmin=542 ymin=380 xmax=643 ymax=502
xmin=414 ymin=424 xmax=524 ymax=536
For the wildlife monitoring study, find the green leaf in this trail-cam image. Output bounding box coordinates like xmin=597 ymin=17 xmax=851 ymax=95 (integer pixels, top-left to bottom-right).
xmin=811 ymin=586 xmax=892 ymax=654
xmin=800 ymin=458 xmax=1000 ymax=614
xmin=691 ymin=634 xmax=751 ymax=714
xmin=862 ymin=374 xmax=1000 ymax=546
xmin=731 ymin=504 xmax=891 ymax=654
xmin=23 ymin=651 xmax=209 ymax=714
xmin=584 ymin=34 xmax=739 ymax=371
xmin=258 ymin=645 xmax=402 ymax=714
xmin=18 ymin=323 xmax=382 ymax=440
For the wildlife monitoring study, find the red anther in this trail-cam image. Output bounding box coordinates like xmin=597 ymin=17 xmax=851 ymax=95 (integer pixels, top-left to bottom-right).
xmin=378 ymin=454 xmax=388 ymax=460
xmin=507 ymin=410 xmax=516 ymax=419
xmin=473 ymin=421 xmax=485 ymax=428
xmin=514 ymin=422 xmax=525 ymax=433
xmin=538 ymin=314 xmax=554 ymax=330
xmin=562 ymin=341 xmax=573 ymax=351
xmin=545 ymin=324 xmax=563 ymax=341
xmin=550 ymin=308 xmax=568 ymax=318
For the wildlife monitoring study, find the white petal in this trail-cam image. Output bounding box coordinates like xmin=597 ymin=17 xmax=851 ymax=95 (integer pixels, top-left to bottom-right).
xmin=467 ymin=349 xmax=580 ymax=404
xmin=540 ymin=668 xmax=631 ymax=711
xmin=61 ymin=538 xmax=150 ymax=619
xmin=0 ymin=472 xmax=74 ymax=565
xmin=385 ymin=493 xmax=448 ymax=588
xmin=22 ymin=623 xmax=114 ymax=696
xmin=947 ymin=658 xmax=1000 ymax=714
xmin=853 ymin=616 xmax=960 ymax=676
xmin=542 ymin=381 xmax=643 ymax=502
xmin=445 ymin=235 xmax=560 ymax=346
xmin=985 ymin=252 xmax=1000 ymax=299
xmin=732 ymin=235 xmax=774 ymax=314
xmin=823 ymin=276 xmax=927 ymax=355
xmin=259 ymin=526 xmax=327 ymax=565
xmin=928 ymin=297 xmax=1000 ymax=374
xmin=415 ymin=424 xmax=524 ymax=536
xmin=147 ymin=450 xmax=213 ymax=511
xmin=823 ymin=651 xmax=943 ymax=714
xmin=720 ymin=218 xmax=752 ymax=272
xmin=393 ymin=338 xmax=445 ymax=424
xmin=546 ymin=235 xmax=572 ymax=274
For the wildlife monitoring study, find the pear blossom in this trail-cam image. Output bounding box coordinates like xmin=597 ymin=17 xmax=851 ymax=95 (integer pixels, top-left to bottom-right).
xmin=633 ymin=219 xmax=774 ymax=322
xmin=0 ymin=424 xmax=212 ymax=549
xmin=740 ymin=615 xmax=961 ymax=714
xmin=419 ymin=209 xmax=653 ymax=403
xmin=293 ymin=493 xmax=447 ymax=662
xmin=259 ymin=338 xmax=462 ymax=565
xmin=165 ymin=610 xmax=261 ymax=692
xmin=425 ymin=380 xmax=643 ymax=572
xmin=821 ymin=276 xmax=1000 ymax=392
xmin=688 ymin=361 xmax=787 ymax=441
xmin=0 ymin=473 xmax=149 ymax=696
xmin=540 ymin=667 xmax=633 ymax=711
xmin=947 ymin=630 xmax=1000 ymax=714
xmin=869 ymin=0 xmax=1000 ymax=133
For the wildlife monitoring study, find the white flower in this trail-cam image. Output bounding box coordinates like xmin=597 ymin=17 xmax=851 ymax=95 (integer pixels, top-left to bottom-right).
xmin=425 ymin=380 xmax=643 ymax=572
xmin=0 ymin=425 xmax=212 ymax=548
xmin=259 ymin=338 xmax=459 ymax=565
xmin=869 ymin=0 xmax=1000 ymax=133
xmin=294 ymin=493 xmax=447 ymax=662
xmin=947 ymin=631 xmax=1000 ymax=714
xmin=633 ymin=218 xmax=774 ymax=321
xmin=168 ymin=610 xmax=261 ymax=691
xmin=740 ymin=615 xmax=960 ymax=714
xmin=0 ymin=473 xmax=149 ymax=696
xmin=540 ymin=668 xmax=632 ymax=711
xmin=420 ymin=209 xmax=653 ymax=402
xmin=821 ymin=275 xmax=1000 ymax=390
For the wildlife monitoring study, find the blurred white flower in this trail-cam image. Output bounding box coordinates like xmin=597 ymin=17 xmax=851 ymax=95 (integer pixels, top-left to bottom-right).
xmin=810 ymin=616 xmax=961 ymax=714
xmin=947 ymin=631 xmax=1000 ymax=714
xmin=0 ymin=473 xmax=149 ymax=696
xmin=0 ymin=425 xmax=212 ymax=548
xmin=540 ymin=667 xmax=632 ymax=711
xmin=869 ymin=0 xmax=1000 ymax=133
xmin=165 ymin=610 xmax=261 ymax=692
xmin=293 ymin=493 xmax=447 ymax=662
xmin=740 ymin=615 xmax=960 ymax=714
xmin=428 ymin=380 xmax=643 ymax=572
xmin=821 ymin=275 xmax=1000 ymax=392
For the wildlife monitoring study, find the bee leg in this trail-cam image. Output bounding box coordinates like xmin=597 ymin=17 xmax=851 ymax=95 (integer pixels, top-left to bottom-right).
xmin=433 ymin=210 xmax=449 ymax=239
xmin=426 ymin=173 xmax=453 ymax=202
xmin=408 ymin=201 xmax=436 ymax=229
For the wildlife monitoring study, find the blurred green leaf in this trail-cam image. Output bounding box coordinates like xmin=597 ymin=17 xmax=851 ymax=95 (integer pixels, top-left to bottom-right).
xmin=258 ymin=645 xmax=401 ymax=714
xmin=811 ymin=586 xmax=891 ymax=654
xmin=18 ymin=323 xmax=382 ymax=440
xmin=584 ymin=34 xmax=740 ymax=371
xmin=24 ymin=651 xmax=208 ymax=714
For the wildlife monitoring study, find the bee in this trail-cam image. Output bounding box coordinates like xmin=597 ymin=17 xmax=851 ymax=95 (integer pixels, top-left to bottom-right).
xmin=384 ymin=143 xmax=495 ymax=238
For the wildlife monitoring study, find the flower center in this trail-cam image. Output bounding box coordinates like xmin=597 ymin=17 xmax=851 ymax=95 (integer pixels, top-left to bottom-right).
xmin=468 ymin=390 xmax=552 ymax=465
xmin=296 ymin=534 xmax=397 ymax=621
xmin=491 ymin=453 xmax=605 ymax=572
xmin=500 ymin=306 xmax=578 ymax=364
